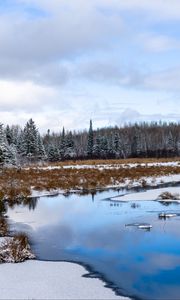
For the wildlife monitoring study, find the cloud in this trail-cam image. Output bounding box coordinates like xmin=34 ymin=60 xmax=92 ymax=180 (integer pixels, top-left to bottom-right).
xmin=97 ymin=0 xmax=180 ymax=20
xmin=0 ymin=1 xmax=124 ymax=84
xmin=76 ymin=58 xmax=144 ymax=87
xmin=139 ymin=33 xmax=180 ymax=53
xmin=144 ymin=68 xmax=180 ymax=91
xmin=0 ymin=1 xmax=125 ymax=97
xmin=0 ymin=80 xmax=57 ymax=112
xmin=74 ymin=58 xmax=180 ymax=93
xmin=116 ymin=109 xmax=180 ymax=125
xmin=18 ymin=0 xmax=180 ymax=20
xmin=0 ymin=0 xmax=179 ymax=132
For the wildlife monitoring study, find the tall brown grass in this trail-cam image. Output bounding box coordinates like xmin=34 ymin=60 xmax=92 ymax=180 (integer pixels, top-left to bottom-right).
xmin=0 ymin=158 xmax=180 ymax=202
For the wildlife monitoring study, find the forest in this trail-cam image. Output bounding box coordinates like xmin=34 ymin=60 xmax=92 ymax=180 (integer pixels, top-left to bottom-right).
xmin=0 ymin=119 xmax=180 ymax=166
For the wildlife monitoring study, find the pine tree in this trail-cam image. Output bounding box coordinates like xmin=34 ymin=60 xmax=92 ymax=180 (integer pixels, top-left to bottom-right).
xmin=48 ymin=144 xmax=60 ymax=162
xmin=59 ymin=127 xmax=66 ymax=160
xmin=37 ymin=134 xmax=46 ymax=160
xmin=87 ymin=120 xmax=94 ymax=158
xmin=65 ymin=131 xmax=75 ymax=159
xmin=5 ymin=125 xmax=13 ymax=145
xmin=93 ymin=135 xmax=101 ymax=158
xmin=0 ymin=124 xmax=16 ymax=166
xmin=100 ymin=136 xmax=108 ymax=158
xmin=108 ymin=133 xmax=115 ymax=158
xmin=21 ymin=119 xmax=40 ymax=161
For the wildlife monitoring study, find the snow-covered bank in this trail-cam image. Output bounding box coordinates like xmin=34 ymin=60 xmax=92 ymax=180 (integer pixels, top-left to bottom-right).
xmin=111 ymin=186 xmax=180 ymax=202
xmin=108 ymin=174 xmax=180 ymax=190
xmin=30 ymin=174 xmax=180 ymax=198
xmin=27 ymin=160 xmax=180 ymax=171
xmin=30 ymin=188 xmax=63 ymax=198
xmin=0 ymin=260 xmax=129 ymax=300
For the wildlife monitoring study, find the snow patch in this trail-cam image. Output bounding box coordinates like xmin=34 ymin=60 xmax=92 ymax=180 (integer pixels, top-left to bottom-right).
xmin=111 ymin=187 xmax=180 ymax=202
xmin=0 ymin=260 xmax=129 ymax=299
xmin=25 ymin=161 xmax=180 ymax=171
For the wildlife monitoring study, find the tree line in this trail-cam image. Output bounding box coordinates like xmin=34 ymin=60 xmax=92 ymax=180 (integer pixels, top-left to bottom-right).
xmin=0 ymin=118 xmax=180 ymax=166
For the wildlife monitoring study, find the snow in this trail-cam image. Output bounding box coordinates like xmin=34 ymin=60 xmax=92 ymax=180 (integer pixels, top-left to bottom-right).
xmin=111 ymin=186 xmax=180 ymax=202
xmin=106 ymin=174 xmax=180 ymax=190
xmin=30 ymin=174 xmax=180 ymax=198
xmin=30 ymin=188 xmax=63 ymax=198
xmin=0 ymin=237 xmax=9 ymax=246
xmin=0 ymin=260 xmax=129 ymax=300
xmin=25 ymin=160 xmax=180 ymax=171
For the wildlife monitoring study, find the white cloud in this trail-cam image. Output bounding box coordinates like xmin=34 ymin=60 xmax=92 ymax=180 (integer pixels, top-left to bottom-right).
xmin=98 ymin=0 xmax=180 ymax=20
xmin=138 ymin=33 xmax=180 ymax=52
xmin=19 ymin=0 xmax=180 ymax=20
xmin=0 ymin=80 xmax=58 ymax=112
xmin=0 ymin=0 xmax=179 ymax=131
xmin=144 ymin=68 xmax=180 ymax=91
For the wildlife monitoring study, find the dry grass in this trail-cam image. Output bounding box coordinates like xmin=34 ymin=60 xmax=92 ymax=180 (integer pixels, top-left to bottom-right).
xmin=0 ymin=233 xmax=35 ymax=263
xmin=38 ymin=157 xmax=180 ymax=167
xmin=0 ymin=158 xmax=180 ymax=202
xmin=0 ymin=218 xmax=8 ymax=236
xmin=158 ymin=191 xmax=180 ymax=200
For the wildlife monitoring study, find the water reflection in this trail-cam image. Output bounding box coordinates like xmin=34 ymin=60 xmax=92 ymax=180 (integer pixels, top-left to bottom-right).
xmin=7 ymin=197 xmax=38 ymax=210
xmin=6 ymin=189 xmax=180 ymax=300
xmin=0 ymin=201 xmax=7 ymax=215
xmin=0 ymin=201 xmax=8 ymax=236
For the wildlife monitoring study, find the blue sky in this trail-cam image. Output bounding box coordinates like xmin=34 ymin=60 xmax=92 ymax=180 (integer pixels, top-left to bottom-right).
xmin=0 ymin=0 xmax=180 ymax=132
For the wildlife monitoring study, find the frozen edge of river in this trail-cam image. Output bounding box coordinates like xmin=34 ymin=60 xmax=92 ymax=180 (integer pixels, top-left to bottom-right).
xmin=3 ymin=173 xmax=180 ymax=300
xmin=111 ymin=186 xmax=180 ymax=202
xmin=30 ymin=173 xmax=180 ymax=198
xmin=0 ymin=260 xmax=130 ymax=300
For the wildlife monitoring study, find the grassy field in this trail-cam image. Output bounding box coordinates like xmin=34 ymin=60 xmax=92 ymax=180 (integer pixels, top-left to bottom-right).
xmin=33 ymin=157 xmax=180 ymax=167
xmin=0 ymin=158 xmax=180 ymax=202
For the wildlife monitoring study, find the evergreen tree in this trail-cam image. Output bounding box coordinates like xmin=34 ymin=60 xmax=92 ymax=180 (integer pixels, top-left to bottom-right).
xmin=108 ymin=133 xmax=115 ymax=158
xmin=93 ymin=135 xmax=101 ymax=158
xmin=5 ymin=125 xmax=13 ymax=145
xmin=59 ymin=127 xmax=66 ymax=160
xmin=87 ymin=120 xmax=94 ymax=158
xmin=65 ymin=131 xmax=75 ymax=159
xmin=48 ymin=144 xmax=60 ymax=162
xmin=21 ymin=119 xmax=40 ymax=161
xmin=0 ymin=124 xmax=16 ymax=166
xmin=100 ymin=136 xmax=108 ymax=158
xmin=37 ymin=134 xmax=46 ymax=160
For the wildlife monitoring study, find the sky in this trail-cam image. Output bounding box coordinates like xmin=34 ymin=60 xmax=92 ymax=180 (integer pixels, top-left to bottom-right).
xmin=0 ymin=0 xmax=180 ymax=132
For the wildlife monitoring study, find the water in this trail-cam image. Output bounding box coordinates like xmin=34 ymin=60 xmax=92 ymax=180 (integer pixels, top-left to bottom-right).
xmin=6 ymin=188 xmax=180 ymax=300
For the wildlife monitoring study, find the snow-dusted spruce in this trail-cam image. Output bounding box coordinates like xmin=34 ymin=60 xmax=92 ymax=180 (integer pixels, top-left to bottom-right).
xmin=2 ymin=119 xmax=180 ymax=163
xmin=0 ymin=123 xmax=16 ymax=166
xmin=87 ymin=119 xmax=94 ymax=158
xmin=19 ymin=118 xmax=46 ymax=163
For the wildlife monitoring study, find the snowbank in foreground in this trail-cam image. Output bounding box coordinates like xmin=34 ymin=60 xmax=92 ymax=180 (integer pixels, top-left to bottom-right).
xmin=111 ymin=187 xmax=180 ymax=202
xmin=0 ymin=260 xmax=129 ymax=300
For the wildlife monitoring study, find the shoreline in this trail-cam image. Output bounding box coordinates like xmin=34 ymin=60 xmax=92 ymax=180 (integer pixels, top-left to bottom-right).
xmin=111 ymin=186 xmax=180 ymax=202
xmin=2 ymin=164 xmax=180 ymax=300
xmin=0 ymin=260 xmax=130 ymax=300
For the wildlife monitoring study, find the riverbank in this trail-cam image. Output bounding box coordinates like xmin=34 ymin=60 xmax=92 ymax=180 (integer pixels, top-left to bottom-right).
xmin=1 ymin=158 xmax=180 ymax=202
xmin=111 ymin=186 xmax=180 ymax=202
xmin=0 ymin=260 xmax=129 ymax=299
